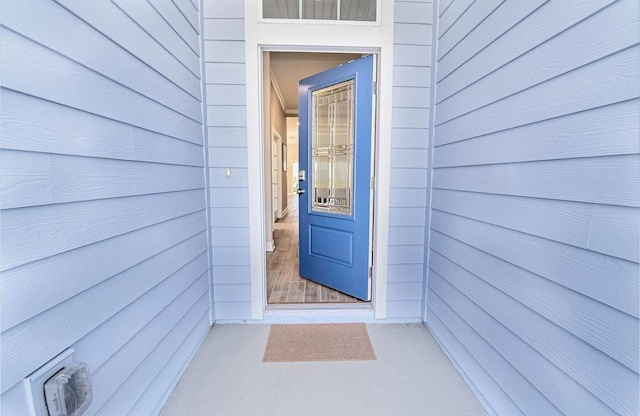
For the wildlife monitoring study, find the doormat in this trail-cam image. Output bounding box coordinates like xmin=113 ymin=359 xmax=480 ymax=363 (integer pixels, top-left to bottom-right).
xmin=262 ymin=323 xmax=376 ymax=362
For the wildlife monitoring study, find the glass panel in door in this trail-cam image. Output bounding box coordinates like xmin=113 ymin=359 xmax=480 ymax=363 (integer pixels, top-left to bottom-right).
xmin=311 ymin=79 xmax=354 ymax=216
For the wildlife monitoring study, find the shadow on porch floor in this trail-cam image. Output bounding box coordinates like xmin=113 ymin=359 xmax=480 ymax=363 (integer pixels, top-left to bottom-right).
xmin=160 ymin=323 xmax=487 ymax=416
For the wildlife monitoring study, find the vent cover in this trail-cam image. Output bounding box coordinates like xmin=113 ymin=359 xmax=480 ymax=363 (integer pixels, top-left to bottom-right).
xmin=24 ymin=350 xmax=93 ymax=416
xmin=44 ymin=362 xmax=93 ymax=416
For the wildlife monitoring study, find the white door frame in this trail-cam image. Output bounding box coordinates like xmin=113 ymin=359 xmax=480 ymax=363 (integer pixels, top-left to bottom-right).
xmin=244 ymin=0 xmax=394 ymax=320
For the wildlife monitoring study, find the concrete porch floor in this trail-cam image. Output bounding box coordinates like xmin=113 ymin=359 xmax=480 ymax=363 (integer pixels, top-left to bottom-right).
xmin=160 ymin=323 xmax=488 ymax=416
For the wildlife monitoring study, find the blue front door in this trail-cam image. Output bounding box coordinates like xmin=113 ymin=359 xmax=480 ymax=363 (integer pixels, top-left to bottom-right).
xmin=298 ymin=54 xmax=375 ymax=301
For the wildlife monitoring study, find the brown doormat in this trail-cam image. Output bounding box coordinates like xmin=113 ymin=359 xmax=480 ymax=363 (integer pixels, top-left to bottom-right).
xmin=263 ymin=323 xmax=376 ymax=362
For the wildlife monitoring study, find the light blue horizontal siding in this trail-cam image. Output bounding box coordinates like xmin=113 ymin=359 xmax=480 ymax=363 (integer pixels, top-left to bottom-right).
xmin=430 ymin=231 xmax=638 ymax=373
xmin=211 ymin=227 xmax=250 ymax=247
xmin=1 ymin=190 xmax=206 ymax=272
xmin=428 ymin=289 xmax=566 ymax=416
xmin=212 ymin=246 xmax=251 ymax=266
xmin=112 ymin=0 xmax=201 ymax=76
xmin=436 ymin=1 xmax=637 ymax=126
xmin=1 ymin=31 xmax=202 ymax=144
xmin=390 ymin=188 xmax=428 ymax=208
xmin=431 ymin=189 xmax=639 ymax=263
xmin=388 ymin=282 xmax=423 ymax=300
xmin=395 ymin=1 xmax=433 ymax=24
xmin=436 ymin=0 xmax=502 ymax=60
xmin=427 ymin=311 xmax=521 ymax=416
xmin=79 ymin=262 xmax=209 ymax=413
xmin=148 ymin=0 xmax=200 ymax=53
xmin=436 ymin=0 xmax=610 ymax=87
xmin=205 ymin=40 xmax=245 ymax=62
xmin=436 ymin=0 xmax=534 ymax=78
xmin=389 ymin=0 xmax=433 ymax=318
xmin=388 ymin=264 xmax=424 ymax=283
xmin=390 ymin=168 xmax=429 ymax=188
xmin=431 ymin=251 xmax=636 ymax=415
xmin=0 ymin=151 xmax=205 ymax=210
xmin=206 ymin=84 xmax=247 ymax=105
xmin=203 ymin=0 xmax=243 ymax=19
xmin=394 ymin=23 xmax=432 ymax=45
xmin=1 ymin=90 xmax=205 ymax=167
xmin=208 ymin=146 xmax=249 ymax=168
xmin=205 ymin=62 xmax=247 ymax=85
xmin=431 ymin=210 xmax=638 ymax=317
xmin=210 ymin=167 xmax=249 ymax=188
xmin=207 ymin=126 xmax=248 ymax=146
xmin=204 ymin=18 xmax=244 ymax=40
xmin=436 ymin=46 xmax=638 ymax=146
xmin=209 ymin=188 xmax=249 ymax=207
xmin=433 ymin=99 xmax=639 ymax=168
xmin=210 ymin=208 xmax=249 ymax=227
xmin=213 ymin=284 xmax=253 ymax=302
xmin=437 ymin=0 xmax=472 ymax=35
xmin=0 ymin=1 xmax=210 ymax=414
xmin=426 ymin=1 xmax=640 ymax=415
xmin=3 ymin=0 xmax=201 ymax=120
xmin=204 ymin=0 xmax=251 ymax=320
xmin=386 ymin=301 xmax=423 ymax=319
xmin=71 ymin=254 xmax=208 ymax=376
xmin=212 ymin=266 xmax=252 ymax=284
xmin=215 ymin=301 xmax=252 ymax=319
xmin=52 ymin=0 xmax=202 ymax=98
xmin=131 ymin=312 xmax=210 ymax=415
xmin=432 ymin=155 xmax=639 ymax=208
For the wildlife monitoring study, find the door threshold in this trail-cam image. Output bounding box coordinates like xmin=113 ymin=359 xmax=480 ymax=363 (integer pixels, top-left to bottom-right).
xmin=262 ymin=304 xmax=375 ymax=324
xmin=267 ymin=302 xmax=372 ymax=311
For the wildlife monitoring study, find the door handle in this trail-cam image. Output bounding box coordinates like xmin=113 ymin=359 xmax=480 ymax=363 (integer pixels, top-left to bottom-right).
xmin=297 ymin=188 xmax=305 ymax=195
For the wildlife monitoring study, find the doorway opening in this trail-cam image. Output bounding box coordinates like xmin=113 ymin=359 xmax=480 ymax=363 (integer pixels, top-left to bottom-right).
xmin=262 ymin=51 xmax=375 ymax=306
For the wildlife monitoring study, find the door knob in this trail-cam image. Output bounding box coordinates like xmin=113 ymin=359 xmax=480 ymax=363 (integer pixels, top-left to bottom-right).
xmin=297 ymin=188 xmax=305 ymax=195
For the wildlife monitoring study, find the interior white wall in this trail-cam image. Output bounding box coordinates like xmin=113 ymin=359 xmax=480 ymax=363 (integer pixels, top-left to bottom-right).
xmin=286 ymin=117 xmax=299 ymax=195
xmin=262 ymin=52 xmax=275 ymax=251
xmin=270 ymin=77 xmax=288 ymax=218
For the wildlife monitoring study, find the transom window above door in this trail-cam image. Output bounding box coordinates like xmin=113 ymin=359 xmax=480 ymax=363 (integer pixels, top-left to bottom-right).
xmin=262 ymin=0 xmax=377 ymax=22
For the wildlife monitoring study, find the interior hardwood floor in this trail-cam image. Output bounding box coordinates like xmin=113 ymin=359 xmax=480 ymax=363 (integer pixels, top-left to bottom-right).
xmin=266 ymin=195 xmax=362 ymax=304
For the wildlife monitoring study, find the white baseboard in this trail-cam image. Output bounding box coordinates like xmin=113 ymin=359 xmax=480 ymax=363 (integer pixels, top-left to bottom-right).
xmin=265 ymin=239 xmax=275 ymax=252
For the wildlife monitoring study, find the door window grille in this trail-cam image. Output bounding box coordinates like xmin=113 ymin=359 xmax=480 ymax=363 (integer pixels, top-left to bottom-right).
xmin=311 ymin=79 xmax=355 ymax=215
xmin=262 ymin=0 xmax=376 ymax=22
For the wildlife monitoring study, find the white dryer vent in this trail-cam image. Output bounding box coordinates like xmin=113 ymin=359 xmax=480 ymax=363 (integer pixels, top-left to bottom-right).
xmin=43 ymin=362 xmax=93 ymax=416
xmin=24 ymin=349 xmax=93 ymax=416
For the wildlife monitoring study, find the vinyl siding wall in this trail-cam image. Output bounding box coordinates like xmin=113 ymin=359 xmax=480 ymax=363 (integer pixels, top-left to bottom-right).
xmin=0 ymin=0 xmax=210 ymax=414
xmin=204 ymin=1 xmax=253 ymax=319
xmin=425 ymin=1 xmax=640 ymax=415
xmin=388 ymin=0 xmax=433 ymax=318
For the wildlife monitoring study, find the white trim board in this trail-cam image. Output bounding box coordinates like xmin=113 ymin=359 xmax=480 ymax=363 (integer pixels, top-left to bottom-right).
xmin=244 ymin=0 xmax=394 ymax=320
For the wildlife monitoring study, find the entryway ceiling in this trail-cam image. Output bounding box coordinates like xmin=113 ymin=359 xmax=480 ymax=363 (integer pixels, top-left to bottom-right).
xmin=269 ymin=52 xmax=362 ymax=114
